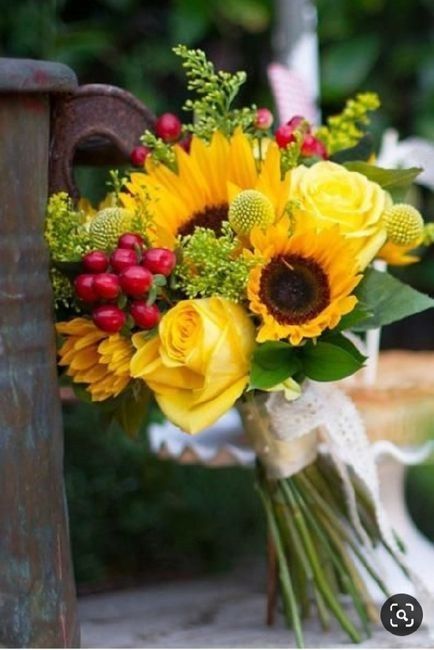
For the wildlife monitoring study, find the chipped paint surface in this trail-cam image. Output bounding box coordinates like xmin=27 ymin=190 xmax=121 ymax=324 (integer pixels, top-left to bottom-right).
xmin=0 ymin=62 xmax=79 ymax=648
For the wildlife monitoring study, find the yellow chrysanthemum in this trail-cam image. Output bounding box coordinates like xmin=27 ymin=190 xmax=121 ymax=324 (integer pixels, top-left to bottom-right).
xmin=247 ymin=218 xmax=362 ymax=345
xmin=121 ymin=130 xmax=290 ymax=249
xmin=56 ymin=318 xmax=133 ymax=401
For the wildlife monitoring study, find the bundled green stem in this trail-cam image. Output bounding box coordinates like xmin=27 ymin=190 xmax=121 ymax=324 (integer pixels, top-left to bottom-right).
xmin=253 ymin=459 xmax=408 ymax=648
xmin=238 ymin=392 xmax=408 ymax=649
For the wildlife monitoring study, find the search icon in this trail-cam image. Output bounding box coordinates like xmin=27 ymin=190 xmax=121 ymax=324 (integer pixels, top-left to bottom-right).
xmin=381 ymin=594 xmax=423 ymax=636
xmin=396 ymin=609 xmax=409 ymax=622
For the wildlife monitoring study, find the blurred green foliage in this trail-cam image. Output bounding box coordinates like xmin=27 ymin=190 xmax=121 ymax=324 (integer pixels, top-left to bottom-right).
xmin=0 ymin=0 xmax=274 ymax=112
xmin=317 ymin=0 xmax=434 ymax=140
xmin=2 ymin=0 xmax=434 ymax=137
xmin=63 ymin=402 xmax=264 ymax=586
xmin=2 ymin=0 xmax=434 ymax=586
xmin=63 ymin=400 xmax=434 ymax=588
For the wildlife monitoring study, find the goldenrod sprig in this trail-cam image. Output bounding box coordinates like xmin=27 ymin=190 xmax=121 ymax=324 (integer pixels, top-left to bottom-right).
xmin=280 ymin=132 xmax=304 ymax=174
xmin=173 ymin=45 xmax=256 ymax=140
xmin=315 ymin=92 xmax=380 ymax=155
xmin=45 ymin=192 xmax=91 ymax=261
xmin=106 ymin=169 xmax=128 ymax=198
xmin=140 ymin=131 xmax=177 ymax=170
xmin=45 ymin=192 xmax=92 ymax=307
xmin=175 ymin=222 xmax=255 ymax=302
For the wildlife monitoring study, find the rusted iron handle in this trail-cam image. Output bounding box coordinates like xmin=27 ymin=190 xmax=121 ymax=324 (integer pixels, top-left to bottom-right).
xmin=49 ymin=84 xmax=155 ymax=200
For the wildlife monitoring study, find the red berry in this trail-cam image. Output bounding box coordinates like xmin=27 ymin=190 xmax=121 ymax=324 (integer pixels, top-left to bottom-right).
xmin=155 ymin=113 xmax=182 ymax=143
xmin=179 ymin=134 xmax=192 ymax=153
xmin=130 ymin=301 xmax=160 ymax=330
xmin=119 ymin=265 xmax=153 ymax=297
xmin=82 ymin=251 xmax=109 ymax=273
xmin=92 ymin=305 xmax=126 ymax=333
xmin=142 ymin=248 xmax=176 ymax=276
xmin=275 ymin=124 xmax=296 ymax=148
xmin=74 ymin=274 xmax=98 ymax=303
xmin=130 ymin=145 xmax=150 ymax=167
xmin=255 ymin=108 xmax=274 ymax=130
xmin=93 ymin=273 xmax=121 ymax=300
xmin=110 ymin=248 xmax=138 ymax=273
xmin=118 ymin=233 xmax=144 ymax=250
xmin=286 ymin=115 xmax=310 ymax=132
xmin=301 ymin=134 xmax=328 ymax=159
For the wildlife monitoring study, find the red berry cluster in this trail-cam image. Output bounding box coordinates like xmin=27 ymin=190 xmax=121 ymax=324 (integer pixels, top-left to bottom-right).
xmin=74 ymin=233 xmax=176 ymax=334
xmin=275 ymin=115 xmax=328 ymax=159
xmin=130 ymin=112 xmax=190 ymax=166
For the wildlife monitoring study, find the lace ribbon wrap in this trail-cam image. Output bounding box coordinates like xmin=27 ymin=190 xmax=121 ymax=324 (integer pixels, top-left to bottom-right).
xmin=238 ymin=394 xmax=318 ymax=478
xmin=239 ymin=382 xmax=434 ymax=636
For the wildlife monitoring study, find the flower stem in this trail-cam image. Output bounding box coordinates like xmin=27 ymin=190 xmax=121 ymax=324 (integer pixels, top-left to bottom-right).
xmin=279 ymin=487 xmax=331 ymax=629
xmin=291 ymin=480 xmax=372 ymax=637
xmin=281 ymin=479 xmax=362 ymax=643
xmin=297 ymin=472 xmax=390 ymax=598
xmin=256 ymin=479 xmax=305 ymax=648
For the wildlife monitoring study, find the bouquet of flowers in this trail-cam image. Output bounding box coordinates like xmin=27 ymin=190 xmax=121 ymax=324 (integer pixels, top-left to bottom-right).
xmin=47 ymin=46 xmax=434 ymax=646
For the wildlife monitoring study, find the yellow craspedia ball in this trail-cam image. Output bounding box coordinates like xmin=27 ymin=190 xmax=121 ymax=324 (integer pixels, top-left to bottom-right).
xmin=89 ymin=207 xmax=135 ymax=250
xmin=384 ymin=204 xmax=424 ymax=246
xmin=228 ymin=190 xmax=275 ymax=235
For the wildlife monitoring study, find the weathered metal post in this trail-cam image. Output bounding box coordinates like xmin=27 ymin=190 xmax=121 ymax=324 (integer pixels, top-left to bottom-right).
xmin=0 ymin=59 xmax=80 ymax=647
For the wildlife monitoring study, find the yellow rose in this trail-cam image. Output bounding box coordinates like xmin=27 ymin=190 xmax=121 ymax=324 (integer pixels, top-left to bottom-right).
xmin=130 ymin=297 xmax=255 ymax=434
xmin=290 ymin=161 xmax=391 ymax=268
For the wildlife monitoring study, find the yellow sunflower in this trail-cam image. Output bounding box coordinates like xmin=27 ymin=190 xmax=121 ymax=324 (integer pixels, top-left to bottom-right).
xmin=247 ymin=218 xmax=362 ymax=345
xmin=121 ymin=129 xmax=290 ymax=249
xmin=377 ymin=240 xmax=420 ymax=266
xmin=78 ymin=193 xmax=118 ymax=222
xmin=57 ymin=318 xmax=133 ymax=401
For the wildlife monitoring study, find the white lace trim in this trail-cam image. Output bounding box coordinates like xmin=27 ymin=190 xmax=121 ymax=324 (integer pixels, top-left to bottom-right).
xmin=267 ymin=381 xmax=434 ymax=637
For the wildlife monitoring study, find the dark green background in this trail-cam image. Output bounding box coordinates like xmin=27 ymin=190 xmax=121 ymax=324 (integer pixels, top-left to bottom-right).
xmin=2 ymin=0 xmax=433 ymax=588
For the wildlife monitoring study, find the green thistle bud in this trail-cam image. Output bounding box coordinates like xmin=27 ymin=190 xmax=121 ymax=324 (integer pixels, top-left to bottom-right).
xmin=384 ymin=204 xmax=424 ymax=246
xmin=89 ymin=207 xmax=135 ymax=250
xmin=228 ymin=190 xmax=274 ymax=235
xmin=423 ymin=222 xmax=434 ymax=246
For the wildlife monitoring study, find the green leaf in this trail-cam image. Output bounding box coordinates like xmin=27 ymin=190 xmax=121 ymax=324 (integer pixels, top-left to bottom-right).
xmin=321 ymin=331 xmax=367 ymax=364
xmin=114 ymin=383 xmax=151 ymax=437
xmin=52 ymin=259 xmax=82 ymax=278
xmin=153 ymin=274 xmax=167 ymax=287
xmin=354 ymin=268 xmax=434 ymax=330
xmin=300 ymin=342 xmax=365 ymax=381
xmin=330 ymin=135 xmax=374 ymax=163
xmin=336 ymin=302 xmax=373 ymax=331
xmin=99 ymin=381 xmax=151 ymax=437
xmin=250 ymin=341 xmax=300 ymax=390
xmin=146 ymin=286 xmax=158 ymax=306
xmin=72 ymin=382 xmax=93 ymax=404
xmin=343 ymin=162 xmax=422 ymax=190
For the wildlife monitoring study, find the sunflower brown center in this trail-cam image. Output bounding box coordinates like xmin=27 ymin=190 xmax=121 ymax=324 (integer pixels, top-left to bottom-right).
xmin=259 ymin=254 xmax=330 ymax=325
xmin=178 ymin=203 xmax=229 ymax=237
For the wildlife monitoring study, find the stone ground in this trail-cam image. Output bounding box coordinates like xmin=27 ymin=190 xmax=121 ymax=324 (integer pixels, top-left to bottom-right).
xmin=78 ymin=562 xmax=432 ymax=648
